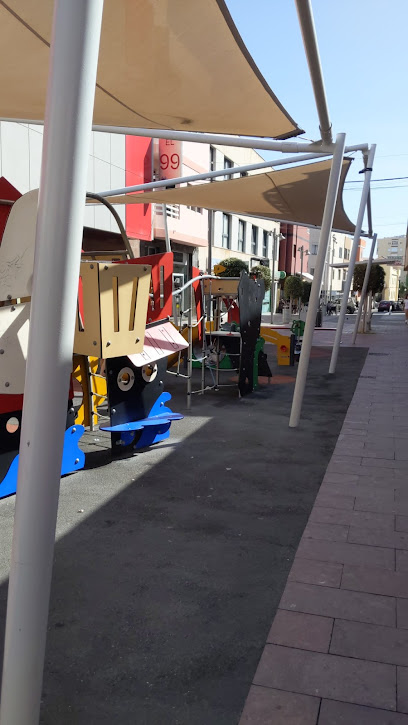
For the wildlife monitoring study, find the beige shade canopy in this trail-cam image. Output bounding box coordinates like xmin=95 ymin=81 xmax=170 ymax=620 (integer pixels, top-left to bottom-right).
xmin=103 ymin=158 xmax=356 ymax=234
xmin=0 ymin=0 xmax=302 ymax=139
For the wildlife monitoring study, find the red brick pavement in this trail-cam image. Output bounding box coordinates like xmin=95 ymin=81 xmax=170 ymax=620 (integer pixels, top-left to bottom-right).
xmin=240 ymin=320 xmax=408 ymax=724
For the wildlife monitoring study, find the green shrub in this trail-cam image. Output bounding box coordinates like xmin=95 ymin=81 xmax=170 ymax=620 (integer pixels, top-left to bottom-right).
xmin=251 ymin=264 xmax=272 ymax=291
xmin=217 ymin=257 xmax=248 ymax=278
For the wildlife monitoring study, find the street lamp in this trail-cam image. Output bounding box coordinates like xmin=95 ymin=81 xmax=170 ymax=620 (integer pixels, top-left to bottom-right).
xmin=271 ymin=229 xmax=285 ymax=323
xmin=299 ymin=245 xmax=309 ymax=278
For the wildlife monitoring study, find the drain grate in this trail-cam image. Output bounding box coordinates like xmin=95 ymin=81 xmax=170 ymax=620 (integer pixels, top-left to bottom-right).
xmin=368 ymin=352 xmax=389 ymax=356
xmin=360 ymin=375 xmax=377 ymax=379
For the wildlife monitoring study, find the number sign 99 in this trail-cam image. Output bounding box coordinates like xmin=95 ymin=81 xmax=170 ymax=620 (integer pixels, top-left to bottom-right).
xmin=160 ymin=153 xmax=180 ymax=172
xmin=158 ymin=139 xmax=182 ymax=180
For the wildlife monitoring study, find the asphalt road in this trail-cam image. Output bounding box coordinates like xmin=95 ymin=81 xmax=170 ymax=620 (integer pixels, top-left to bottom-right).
xmin=0 ymin=345 xmax=367 ymax=725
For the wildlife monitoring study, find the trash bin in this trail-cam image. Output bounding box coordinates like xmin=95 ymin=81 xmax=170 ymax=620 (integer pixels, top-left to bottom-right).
xmin=315 ymin=306 xmax=322 ymax=328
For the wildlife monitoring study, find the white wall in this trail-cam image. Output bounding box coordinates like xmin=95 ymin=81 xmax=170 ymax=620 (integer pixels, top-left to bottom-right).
xmin=202 ymin=145 xmax=279 ymax=272
xmin=377 ymin=235 xmax=405 ymax=262
xmin=0 ymin=122 xmax=126 ymax=233
xmin=308 ymin=228 xmax=353 ymax=298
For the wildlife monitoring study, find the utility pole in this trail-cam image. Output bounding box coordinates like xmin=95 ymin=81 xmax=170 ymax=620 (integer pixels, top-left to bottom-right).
xmin=270 ymin=229 xmax=277 ymax=323
xmin=270 ymin=229 xmax=285 ymax=323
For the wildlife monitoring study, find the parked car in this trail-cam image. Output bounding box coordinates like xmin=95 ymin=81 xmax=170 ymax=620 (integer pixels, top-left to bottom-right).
xmin=332 ymin=298 xmax=357 ymax=314
xmin=377 ymin=300 xmax=402 ymax=312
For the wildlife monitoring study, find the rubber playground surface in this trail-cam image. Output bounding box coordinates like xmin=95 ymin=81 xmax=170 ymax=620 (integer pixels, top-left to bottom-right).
xmin=0 ymin=344 xmax=367 ymax=724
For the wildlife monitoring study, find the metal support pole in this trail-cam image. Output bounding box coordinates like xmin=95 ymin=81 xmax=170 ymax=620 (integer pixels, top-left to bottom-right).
xmin=200 ymin=279 xmax=206 ymax=394
xmin=329 ymin=145 xmax=376 ymax=374
xmin=294 ymin=0 xmax=332 ymax=145
xmin=187 ymin=284 xmax=193 ymax=409
xmin=0 ymin=2 xmax=104 ymax=724
xmin=207 ymin=210 xmax=214 ymax=320
xmin=351 ymin=233 xmax=377 ymax=344
xmin=365 ymin=292 xmax=373 ymax=331
xmin=289 ymin=133 xmax=346 ymax=428
xmin=207 ymin=210 xmax=214 ymax=275
xmin=270 ymin=230 xmax=277 ymax=323
xmin=323 ymin=235 xmax=331 ymax=305
xmin=0 ymin=119 xmax=369 ymax=157
xmin=329 ymin=244 xmax=334 ymax=301
xmin=96 ymin=150 xmax=337 ymax=198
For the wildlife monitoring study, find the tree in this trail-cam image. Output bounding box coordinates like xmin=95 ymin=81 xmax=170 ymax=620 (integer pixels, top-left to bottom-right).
xmin=217 ymin=257 xmax=248 ymax=278
xmin=284 ymin=275 xmax=303 ymax=299
xmin=301 ymin=280 xmax=312 ymax=304
xmin=353 ymin=263 xmax=385 ymax=294
xmin=251 ymin=264 xmax=271 ymax=291
xmin=284 ymin=275 xmax=303 ymax=312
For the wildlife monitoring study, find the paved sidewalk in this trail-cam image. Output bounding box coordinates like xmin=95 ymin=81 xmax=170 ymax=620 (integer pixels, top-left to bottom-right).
xmin=240 ymin=320 xmax=408 ymax=724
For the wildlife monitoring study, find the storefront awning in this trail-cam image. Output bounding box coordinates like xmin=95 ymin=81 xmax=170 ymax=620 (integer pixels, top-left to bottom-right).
xmin=102 ymin=158 xmax=355 ymax=234
xmin=0 ymin=0 xmax=302 ymax=139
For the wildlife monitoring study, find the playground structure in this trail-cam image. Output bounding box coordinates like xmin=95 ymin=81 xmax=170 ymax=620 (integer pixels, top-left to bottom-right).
xmin=0 ymin=194 xmax=189 ymax=499
xmin=0 ymin=2 xmax=380 ymax=721
xmin=0 ymin=192 xmax=297 ymax=499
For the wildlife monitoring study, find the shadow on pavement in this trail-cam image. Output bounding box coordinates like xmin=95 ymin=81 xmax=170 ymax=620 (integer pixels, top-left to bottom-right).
xmin=0 ymin=346 xmax=367 ymax=725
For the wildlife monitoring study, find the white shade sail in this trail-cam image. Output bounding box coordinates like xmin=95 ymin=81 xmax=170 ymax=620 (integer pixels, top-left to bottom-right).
xmin=0 ymin=0 xmax=302 ymax=139
xmin=102 ymin=158 xmax=356 ymax=234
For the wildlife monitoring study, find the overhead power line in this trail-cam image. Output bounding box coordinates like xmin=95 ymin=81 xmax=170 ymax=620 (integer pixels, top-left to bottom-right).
xmin=344 ymin=176 xmax=408 ymax=183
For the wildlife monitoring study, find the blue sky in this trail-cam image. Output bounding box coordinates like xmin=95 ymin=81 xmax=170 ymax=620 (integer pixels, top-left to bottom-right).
xmin=226 ymin=0 xmax=408 ymax=241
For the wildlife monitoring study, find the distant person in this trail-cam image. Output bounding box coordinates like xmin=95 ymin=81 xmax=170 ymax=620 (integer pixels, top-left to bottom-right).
xmin=405 ymin=294 xmax=408 ymax=325
xmin=389 ymin=300 xmax=392 ymax=316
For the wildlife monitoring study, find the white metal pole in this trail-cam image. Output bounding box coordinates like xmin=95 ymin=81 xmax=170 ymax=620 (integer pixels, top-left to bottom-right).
xmin=0 ymin=2 xmax=104 ymax=724
xmin=0 ymin=118 xmax=369 ymax=157
xmin=294 ymin=0 xmax=332 ymax=144
xmin=289 ymin=133 xmax=346 ymax=428
xmin=270 ymin=230 xmax=277 ymax=323
xmin=329 ymin=144 xmax=376 ymax=374
xmin=187 ymin=284 xmax=193 ymax=409
xmin=351 ymin=233 xmax=377 ymax=344
xmin=323 ymin=235 xmax=331 ymax=305
xmin=329 ymin=243 xmax=334 ymax=301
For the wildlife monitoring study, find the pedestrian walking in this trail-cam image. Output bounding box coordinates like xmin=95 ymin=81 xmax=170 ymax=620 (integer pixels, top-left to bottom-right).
xmin=404 ymin=294 xmax=408 ymax=325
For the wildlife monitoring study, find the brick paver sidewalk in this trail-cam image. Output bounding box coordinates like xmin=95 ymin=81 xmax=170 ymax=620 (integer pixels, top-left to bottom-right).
xmin=240 ymin=322 xmax=408 ymax=724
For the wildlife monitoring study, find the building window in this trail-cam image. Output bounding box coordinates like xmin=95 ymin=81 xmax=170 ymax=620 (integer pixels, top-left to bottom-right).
xmin=210 ymin=147 xmax=216 ymax=181
xmin=262 ymin=230 xmax=268 ymax=258
xmin=343 ymin=269 xmax=347 ymax=280
xmin=311 ymin=244 xmax=318 ymax=255
xmin=222 ymin=213 xmax=231 ymax=249
xmin=338 ymin=269 xmax=341 ymax=280
xmin=210 ymin=146 xmax=216 ymax=171
xmin=251 ymin=226 xmax=258 ymax=255
xmin=224 ymin=156 xmax=233 ymax=180
xmin=310 ymin=268 xmax=315 ymax=275
xmin=293 ymin=244 xmax=296 ymax=258
xmin=238 ymin=220 xmax=246 ymax=252
xmin=338 ymin=247 xmax=343 ymax=258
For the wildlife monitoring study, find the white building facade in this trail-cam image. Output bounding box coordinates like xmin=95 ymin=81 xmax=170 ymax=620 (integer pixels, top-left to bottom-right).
xmin=0 ymin=124 xmax=282 ymax=312
xmin=377 ymin=235 xmax=405 ymax=264
xmin=204 ymin=144 xmax=280 ymax=274
xmin=0 ymin=121 xmax=126 ymax=233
